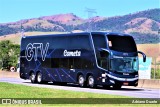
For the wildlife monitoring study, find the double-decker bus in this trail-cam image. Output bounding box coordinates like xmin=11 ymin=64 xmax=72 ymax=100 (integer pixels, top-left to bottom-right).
xmin=20 ymin=32 xmax=146 ymax=89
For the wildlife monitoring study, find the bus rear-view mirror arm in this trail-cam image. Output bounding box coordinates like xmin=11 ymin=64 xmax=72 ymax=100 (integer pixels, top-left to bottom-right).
xmin=99 ymin=48 xmax=110 ymax=53
xmin=99 ymin=48 xmax=110 ymax=58
xmin=137 ymin=51 xmax=146 ymax=62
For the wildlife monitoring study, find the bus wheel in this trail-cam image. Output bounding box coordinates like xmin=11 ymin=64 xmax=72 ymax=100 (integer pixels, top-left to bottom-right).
xmin=30 ymin=72 xmax=36 ymax=83
xmin=87 ymin=75 xmax=95 ymax=88
xmin=37 ymin=72 xmax=42 ymax=84
xmin=113 ymin=84 xmax=122 ymax=90
xmin=78 ymin=75 xmax=85 ymax=87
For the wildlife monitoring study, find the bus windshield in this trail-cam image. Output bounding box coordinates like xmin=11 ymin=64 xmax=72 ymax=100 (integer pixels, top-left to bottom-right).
xmin=108 ymin=35 xmax=137 ymax=52
xmin=110 ymin=57 xmax=139 ymax=73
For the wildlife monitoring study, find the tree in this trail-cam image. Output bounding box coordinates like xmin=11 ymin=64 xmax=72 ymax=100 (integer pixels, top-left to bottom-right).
xmin=0 ymin=40 xmax=20 ymax=70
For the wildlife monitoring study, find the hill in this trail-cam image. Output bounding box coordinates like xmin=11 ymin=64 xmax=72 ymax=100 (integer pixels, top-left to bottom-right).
xmin=40 ymin=13 xmax=84 ymax=25
xmin=0 ymin=8 xmax=159 ymax=44
xmin=0 ymin=31 xmax=66 ymax=44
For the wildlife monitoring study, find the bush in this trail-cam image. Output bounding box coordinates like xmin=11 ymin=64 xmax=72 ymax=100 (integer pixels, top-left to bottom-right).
xmin=151 ymin=68 xmax=160 ymax=79
xmin=0 ymin=40 xmax=20 ymax=70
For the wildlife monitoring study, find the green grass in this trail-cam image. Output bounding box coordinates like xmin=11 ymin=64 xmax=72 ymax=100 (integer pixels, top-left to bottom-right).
xmin=0 ymin=82 xmax=127 ymax=98
xmin=0 ymin=82 xmax=159 ymax=107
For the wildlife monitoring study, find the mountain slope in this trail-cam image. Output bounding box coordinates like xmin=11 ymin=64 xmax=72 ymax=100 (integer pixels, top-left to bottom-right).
xmin=124 ymin=18 xmax=160 ymax=33
xmin=0 ymin=8 xmax=159 ymax=44
xmin=40 ymin=13 xmax=84 ymax=25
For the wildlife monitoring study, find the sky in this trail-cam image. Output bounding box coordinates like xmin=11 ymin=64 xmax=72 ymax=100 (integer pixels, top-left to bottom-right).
xmin=0 ymin=0 xmax=159 ymax=23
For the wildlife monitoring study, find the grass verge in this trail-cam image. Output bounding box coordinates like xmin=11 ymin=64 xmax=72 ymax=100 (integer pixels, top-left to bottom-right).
xmin=0 ymin=82 xmax=159 ymax=107
xmin=0 ymin=82 xmax=128 ymax=98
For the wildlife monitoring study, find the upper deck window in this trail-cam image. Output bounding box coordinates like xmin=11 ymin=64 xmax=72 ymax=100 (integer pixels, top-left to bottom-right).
xmin=68 ymin=35 xmax=92 ymax=50
xmin=107 ymin=35 xmax=137 ymax=52
xmin=92 ymin=34 xmax=107 ymax=49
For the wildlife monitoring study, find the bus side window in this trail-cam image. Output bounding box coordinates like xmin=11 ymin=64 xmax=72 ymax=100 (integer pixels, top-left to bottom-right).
xmin=92 ymin=34 xmax=109 ymax=70
xmin=73 ymin=58 xmax=82 ymax=69
xmin=98 ymin=50 xmax=109 ymax=70
xmin=68 ymin=58 xmax=74 ymax=69
xmin=42 ymin=58 xmax=51 ymax=68
xmin=81 ymin=59 xmax=93 ymax=69
xmin=59 ymin=58 xmax=69 ymax=68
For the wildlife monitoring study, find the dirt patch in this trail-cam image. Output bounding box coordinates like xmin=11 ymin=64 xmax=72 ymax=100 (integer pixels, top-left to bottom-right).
xmin=0 ymin=70 xmax=19 ymax=78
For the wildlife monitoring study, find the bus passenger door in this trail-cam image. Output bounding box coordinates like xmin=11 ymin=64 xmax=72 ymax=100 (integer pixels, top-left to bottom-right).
xmin=68 ymin=58 xmax=77 ymax=83
xmin=65 ymin=58 xmax=80 ymax=83
xmin=59 ymin=58 xmax=76 ymax=83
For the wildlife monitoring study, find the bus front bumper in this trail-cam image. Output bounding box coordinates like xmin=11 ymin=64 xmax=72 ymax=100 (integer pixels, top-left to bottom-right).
xmin=101 ymin=73 xmax=138 ymax=86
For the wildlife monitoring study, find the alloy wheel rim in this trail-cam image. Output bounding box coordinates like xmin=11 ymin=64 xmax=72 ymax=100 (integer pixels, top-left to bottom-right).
xmin=79 ymin=76 xmax=84 ymax=85
xmin=89 ymin=77 xmax=94 ymax=86
xmin=37 ymin=74 xmax=42 ymax=82
xmin=31 ymin=73 xmax=35 ymax=81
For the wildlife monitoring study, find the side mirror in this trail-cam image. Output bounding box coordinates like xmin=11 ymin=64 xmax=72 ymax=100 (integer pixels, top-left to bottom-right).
xmin=137 ymin=51 xmax=146 ymax=62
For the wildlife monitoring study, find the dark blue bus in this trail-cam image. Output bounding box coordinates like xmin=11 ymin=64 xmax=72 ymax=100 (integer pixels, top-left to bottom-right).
xmin=20 ymin=32 xmax=146 ymax=89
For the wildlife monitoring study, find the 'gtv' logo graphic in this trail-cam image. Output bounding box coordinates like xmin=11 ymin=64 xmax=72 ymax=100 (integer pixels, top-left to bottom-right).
xmin=25 ymin=43 xmax=49 ymax=61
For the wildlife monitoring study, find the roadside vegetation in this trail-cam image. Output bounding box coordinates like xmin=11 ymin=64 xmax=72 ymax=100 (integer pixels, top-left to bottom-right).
xmin=0 ymin=40 xmax=20 ymax=70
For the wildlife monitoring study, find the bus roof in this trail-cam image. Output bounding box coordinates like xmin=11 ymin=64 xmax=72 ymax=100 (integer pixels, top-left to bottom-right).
xmin=91 ymin=32 xmax=131 ymax=37
xmin=22 ymin=31 xmax=132 ymax=39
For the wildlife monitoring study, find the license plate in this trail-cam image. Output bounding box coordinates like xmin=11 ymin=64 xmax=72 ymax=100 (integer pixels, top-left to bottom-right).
xmin=123 ymin=82 xmax=129 ymax=86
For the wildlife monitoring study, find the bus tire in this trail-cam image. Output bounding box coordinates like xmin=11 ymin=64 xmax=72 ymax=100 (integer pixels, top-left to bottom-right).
xmin=37 ymin=72 xmax=43 ymax=84
xmin=87 ymin=75 xmax=95 ymax=88
xmin=30 ymin=72 xmax=37 ymax=83
xmin=78 ymin=75 xmax=86 ymax=87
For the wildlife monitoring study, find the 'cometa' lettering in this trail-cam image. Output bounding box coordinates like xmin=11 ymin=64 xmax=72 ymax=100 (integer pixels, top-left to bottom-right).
xmin=64 ymin=50 xmax=81 ymax=56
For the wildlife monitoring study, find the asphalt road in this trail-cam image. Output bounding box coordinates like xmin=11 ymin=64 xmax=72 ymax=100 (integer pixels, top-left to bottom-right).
xmin=0 ymin=77 xmax=159 ymax=98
